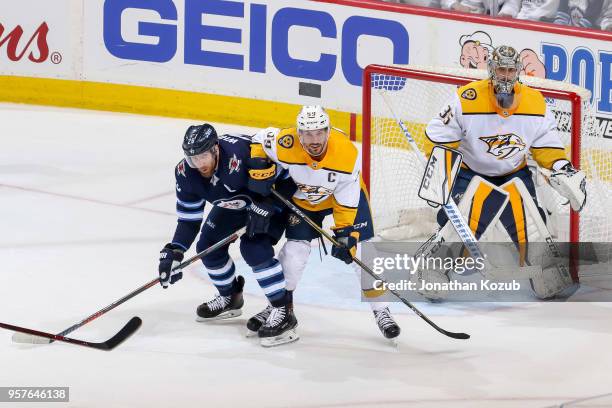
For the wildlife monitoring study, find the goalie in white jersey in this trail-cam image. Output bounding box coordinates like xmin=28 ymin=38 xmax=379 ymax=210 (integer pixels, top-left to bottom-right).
xmin=426 ymin=45 xmax=586 ymax=237
xmin=423 ymin=45 xmax=587 ymax=298
xmin=247 ymin=105 xmax=401 ymax=340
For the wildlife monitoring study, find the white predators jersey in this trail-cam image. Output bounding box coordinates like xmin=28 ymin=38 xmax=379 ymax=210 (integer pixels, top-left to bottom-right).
xmin=425 ymin=79 xmax=568 ymax=176
xmin=252 ymin=127 xmax=362 ymax=228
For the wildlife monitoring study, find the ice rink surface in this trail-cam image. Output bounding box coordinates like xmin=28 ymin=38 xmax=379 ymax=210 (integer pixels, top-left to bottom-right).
xmin=1 ymin=103 xmax=611 ymax=408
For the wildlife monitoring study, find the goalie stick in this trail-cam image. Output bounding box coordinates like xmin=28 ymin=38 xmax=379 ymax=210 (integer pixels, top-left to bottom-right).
xmin=270 ymin=188 xmax=470 ymax=340
xmin=2 ymin=317 xmax=142 ymax=351
xmin=12 ymin=226 xmax=247 ymax=345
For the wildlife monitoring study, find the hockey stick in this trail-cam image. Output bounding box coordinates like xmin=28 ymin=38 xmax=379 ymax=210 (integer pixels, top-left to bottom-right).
xmin=12 ymin=226 xmax=247 ymax=345
xmin=270 ymin=188 xmax=470 ymax=340
xmin=2 ymin=317 xmax=142 ymax=351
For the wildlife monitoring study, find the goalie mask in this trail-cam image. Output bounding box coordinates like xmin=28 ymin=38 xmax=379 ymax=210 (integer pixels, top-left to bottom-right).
xmin=296 ymin=105 xmax=330 ymax=158
xmin=182 ymin=123 xmax=219 ymax=177
xmin=487 ymin=45 xmax=522 ymax=110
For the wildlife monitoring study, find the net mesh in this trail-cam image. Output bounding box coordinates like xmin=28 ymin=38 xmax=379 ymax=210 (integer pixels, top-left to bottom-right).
xmin=365 ymin=65 xmax=612 ymax=243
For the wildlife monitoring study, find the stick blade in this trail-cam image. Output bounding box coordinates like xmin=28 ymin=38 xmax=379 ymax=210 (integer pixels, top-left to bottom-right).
xmin=12 ymin=332 xmax=53 ymax=344
xmin=95 ymin=316 xmax=142 ymax=351
xmin=445 ymin=331 xmax=470 ymax=340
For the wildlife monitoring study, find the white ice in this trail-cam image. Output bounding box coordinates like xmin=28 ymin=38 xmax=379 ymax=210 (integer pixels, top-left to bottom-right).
xmin=1 ymin=103 xmax=611 ymax=408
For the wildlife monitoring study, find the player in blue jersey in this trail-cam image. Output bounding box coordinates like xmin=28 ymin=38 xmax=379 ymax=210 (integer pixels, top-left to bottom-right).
xmin=157 ymin=123 xmax=298 ymax=347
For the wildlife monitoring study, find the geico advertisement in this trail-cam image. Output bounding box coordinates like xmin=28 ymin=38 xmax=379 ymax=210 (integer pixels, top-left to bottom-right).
xmin=84 ymin=0 xmax=409 ymax=108
xmin=89 ymin=1 xmax=612 ymax=128
xmin=2 ymin=0 xmax=610 ymax=137
xmin=0 ymin=0 xmax=74 ymax=77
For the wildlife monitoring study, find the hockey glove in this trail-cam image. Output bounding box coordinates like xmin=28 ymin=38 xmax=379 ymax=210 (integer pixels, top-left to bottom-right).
xmin=246 ymin=200 xmax=275 ymax=238
xmin=331 ymin=225 xmax=359 ymax=264
xmin=247 ymin=157 xmax=276 ymax=196
xmin=158 ymin=243 xmax=185 ymax=288
xmin=549 ymin=162 xmax=587 ymax=212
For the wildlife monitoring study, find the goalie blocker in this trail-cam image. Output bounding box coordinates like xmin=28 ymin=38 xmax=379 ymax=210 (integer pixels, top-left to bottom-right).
xmin=418 ymin=146 xmax=462 ymax=207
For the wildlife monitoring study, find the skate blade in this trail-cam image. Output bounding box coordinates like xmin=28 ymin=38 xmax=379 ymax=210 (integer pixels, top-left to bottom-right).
xmin=388 ymin=338 xmax=399 ymax=349
xmin=196 ymin=309 xmax=242 ymax=322
xmin=245 ymin=328 xmax=259 ymax=338
xmin=260 ymin=329 xmax=299 ymax=348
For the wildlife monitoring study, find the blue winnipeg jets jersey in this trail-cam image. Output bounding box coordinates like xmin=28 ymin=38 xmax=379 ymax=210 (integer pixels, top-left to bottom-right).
xmin=174 ymin=133 xmax=252 ymax=222
xmin=170 ymin=133 xmax=253 ymax=250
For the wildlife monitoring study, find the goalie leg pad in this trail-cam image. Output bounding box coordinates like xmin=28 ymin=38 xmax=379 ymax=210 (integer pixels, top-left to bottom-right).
xmin=417 ymin=177 xmax=509 ymax=299
xmin=499 ymin=167 xmax=545 ymax=243
xmin=501 ymin=178 xmax=576 ymax=299
xmin=435 ymin=174 xmax=509 ymax=243
xmin=437 ymin=171 xmax=510 ymax=240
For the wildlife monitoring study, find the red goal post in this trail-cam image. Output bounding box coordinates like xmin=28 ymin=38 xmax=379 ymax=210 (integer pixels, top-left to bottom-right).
xmin=362 ymin=64 xmax=609 ymax=244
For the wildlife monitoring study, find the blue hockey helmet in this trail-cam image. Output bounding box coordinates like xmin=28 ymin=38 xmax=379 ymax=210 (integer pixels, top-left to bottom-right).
xmin=182 ymin=124 xmax=218 ymax=168
xmin=182 ymin=124 xmax=218 ymax=155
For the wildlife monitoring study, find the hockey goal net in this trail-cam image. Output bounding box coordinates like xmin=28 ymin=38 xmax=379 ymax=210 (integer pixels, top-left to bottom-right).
xmin=362 ymin=64 xmax=612 ymax=245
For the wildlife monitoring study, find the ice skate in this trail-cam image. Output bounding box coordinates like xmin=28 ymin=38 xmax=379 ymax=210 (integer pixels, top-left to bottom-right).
xmin=246 ymin=304 xmax=273 ymax=337
xmin=374 ymin=307 xmax=400 ymax=342
xmin=258 ymin=303 xmax=299 ymax=347
xmin=196 ymin=276 xmax=244 ymax=321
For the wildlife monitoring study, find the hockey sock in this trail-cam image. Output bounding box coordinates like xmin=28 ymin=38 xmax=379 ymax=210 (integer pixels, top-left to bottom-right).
xmin=206 ymin=258 xmax=237 ymax=296
xmin=252 ymin=258 xmax=288 ymax=307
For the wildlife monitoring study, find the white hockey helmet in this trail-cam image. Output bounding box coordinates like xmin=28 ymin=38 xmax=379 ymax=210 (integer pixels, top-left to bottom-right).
xmin=296 ymin=105 xmax=331 ymax=157
xmin=296 ymin=105 xmax=330 ymax=132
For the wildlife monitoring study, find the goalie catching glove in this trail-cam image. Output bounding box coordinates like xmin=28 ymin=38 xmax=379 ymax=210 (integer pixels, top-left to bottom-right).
xmin=548 ymin=161 xmax=587 ymax=212
xmin=158 ymin=243 xmax=185 ymax=288
xmin=331 ymin=225 xmax=359 ymax=264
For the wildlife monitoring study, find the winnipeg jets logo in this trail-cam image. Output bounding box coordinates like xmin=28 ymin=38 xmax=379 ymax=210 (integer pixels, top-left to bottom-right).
xmin=479 ymin=133 xmax=526 ymax=159
xmin=295 ymin=182 xmax=334 ymax=203
xmin=212 ymin=195 xmax=251 ymax=211
xmin=177 ymin=160 xmax=186 ymax=177
xmin=228 ymin=154 xmax=241 ymax=174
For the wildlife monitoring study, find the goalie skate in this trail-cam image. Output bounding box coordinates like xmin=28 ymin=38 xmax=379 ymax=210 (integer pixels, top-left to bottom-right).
xmin=196 ymin=276 xmax=244 ymax=321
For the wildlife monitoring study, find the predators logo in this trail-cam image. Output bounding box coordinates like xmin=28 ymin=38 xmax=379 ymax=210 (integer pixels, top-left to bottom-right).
xmin=278 ymin=134 xmax=294 ymax=149
xmin=479 ymin=133 xmax=526 ymax=159
xmin=461 ymin=88 xmax=477 ymax=100
xmin=295 ymin=182 xmax=334 ymax=203
xmin=288 ymin=214 xmax=301 ymax=226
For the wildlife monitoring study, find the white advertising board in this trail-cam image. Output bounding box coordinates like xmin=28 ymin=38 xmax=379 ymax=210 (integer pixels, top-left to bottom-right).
xmin=0 ymin=0 xmax=77 ymax=78
xmin=82 ymin=0 xmax=612 ymax=127
xmin=2 ymin=0 xmax=611 ymax=136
